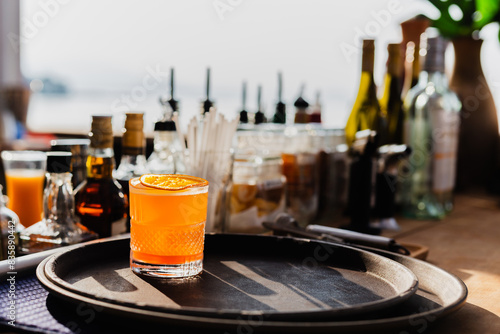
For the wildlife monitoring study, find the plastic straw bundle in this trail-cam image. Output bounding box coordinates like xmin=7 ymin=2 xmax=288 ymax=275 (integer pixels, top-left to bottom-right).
xmin=185 ymin=110 xmax=239 ymax=232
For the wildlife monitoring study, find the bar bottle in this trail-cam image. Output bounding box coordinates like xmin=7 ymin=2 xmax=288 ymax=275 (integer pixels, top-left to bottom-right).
xmin=75 ymin=116 xmax=128 ymax=237
xmin=345 ymin=40 xmax=383 ymax=146
xmin=402 ymin=35 xmax=461 ymax=218
xmin=380 ymin=43 xmax=404 ymax=144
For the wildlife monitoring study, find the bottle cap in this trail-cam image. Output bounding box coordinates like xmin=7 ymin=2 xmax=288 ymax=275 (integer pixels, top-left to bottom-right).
xmin=89 ymin=116 xmax=114 ymax=149
xmin=273 ymin=102 xmax=286 ymax=124
xmin=239 ymin=110 xmax=249 ymax=124
xmin=362 ymin=39 xmax=375 ymax=50
xmin=122 ymin=113 xmax=145 ymax=155
xmin=46 ymin=151 xmax=72 ymax=173
xmin=168 ymin=98 xmax=179 ymax=112
xmin=294 ymin=97 xmax=309 ymax=109
xmin=254 ymin=111 xmax=266 ymax=124
xmin=154 ymin=120 xmax=176 ymax=131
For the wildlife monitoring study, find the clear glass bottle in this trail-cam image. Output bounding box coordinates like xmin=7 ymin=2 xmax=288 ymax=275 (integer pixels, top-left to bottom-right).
xmin=74 ymin=115 xmax=128 ymax=238
xmin=345 ymin=39 xmax=383 ymax=147
xmin=0 ymin=185 xmax=23 ymax=260
xmin=147 ymin=118 xmax=186 ymax=175
xmin=20 ymin=152 xmax=97 ymax=254
xmin=114 ymin=113 xmax=148 ymax=196
xmin=402 ymin=35 xmax=461 ymax=218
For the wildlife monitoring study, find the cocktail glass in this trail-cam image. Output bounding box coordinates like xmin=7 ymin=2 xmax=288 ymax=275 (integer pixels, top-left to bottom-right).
xmin=129 ymin=175 xmax=208 ymax=278
xmin=1 ymin=151 xmax=46 ymax=227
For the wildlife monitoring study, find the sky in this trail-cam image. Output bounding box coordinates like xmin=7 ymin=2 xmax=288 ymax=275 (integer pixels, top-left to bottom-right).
xmin=17 ymin=0 xmax=500 ymax=134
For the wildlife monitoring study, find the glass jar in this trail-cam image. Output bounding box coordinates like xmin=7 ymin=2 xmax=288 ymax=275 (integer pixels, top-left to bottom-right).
xmin=281 ymin=125 xmax=320 ymax=227
xmin=228 ymin=153 xmax=286 ymax=233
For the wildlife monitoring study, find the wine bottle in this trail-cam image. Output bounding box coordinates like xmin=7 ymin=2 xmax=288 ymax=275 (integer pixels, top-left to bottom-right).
xmin=75 ymin=116 xmax=128 ymax=237
xmin=402 ymin=35 xmax=461 ymax=218
xmin=345 ymin=39 xmax=382 ymax=147
xmin=401 ymin=16 xmax=429 ymax=99
xmin=380 ymin=43 xmax=404 ymax=144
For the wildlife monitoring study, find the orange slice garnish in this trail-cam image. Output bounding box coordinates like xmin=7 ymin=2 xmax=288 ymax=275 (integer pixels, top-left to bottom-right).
xmin=139 ymin=174 xmax=208 ymax=191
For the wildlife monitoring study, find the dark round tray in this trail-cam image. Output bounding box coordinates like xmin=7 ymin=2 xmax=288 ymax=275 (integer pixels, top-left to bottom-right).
xmin=37 ymin=234 xmax=418 ymax=323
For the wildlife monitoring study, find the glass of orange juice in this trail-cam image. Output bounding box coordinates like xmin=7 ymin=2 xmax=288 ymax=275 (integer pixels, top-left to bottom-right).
xmin=129 ymin=174 xmax=209 ymax=278
xmin=1 ymin=151 xmax=47 ymax=228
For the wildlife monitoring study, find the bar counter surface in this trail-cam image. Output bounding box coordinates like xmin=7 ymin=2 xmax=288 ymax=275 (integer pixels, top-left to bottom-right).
xmin=382 ymin=193 xmax=500 ymax=333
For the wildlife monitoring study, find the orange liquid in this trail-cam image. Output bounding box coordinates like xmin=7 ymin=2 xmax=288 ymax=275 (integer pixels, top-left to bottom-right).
xmin=129 ymin=178 xmax=208 ymax=265
xmin=5 ymin=169 xmax=45 ymax=227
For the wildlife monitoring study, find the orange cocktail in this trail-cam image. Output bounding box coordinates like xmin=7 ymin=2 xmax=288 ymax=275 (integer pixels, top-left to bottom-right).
xmin=1 ymin=151 xmax=47 ymax=228
xmin=129 ymin=174 xmax=208 ymax=278
xmin=5 ymin=169 xmax=45 ymax=227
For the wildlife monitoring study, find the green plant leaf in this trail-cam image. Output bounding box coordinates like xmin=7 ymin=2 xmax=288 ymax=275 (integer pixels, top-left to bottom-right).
xmin=427 ymin=0 xmax=500 ymax=38
xmin=476 ymin=0 xmax=500 ymax=29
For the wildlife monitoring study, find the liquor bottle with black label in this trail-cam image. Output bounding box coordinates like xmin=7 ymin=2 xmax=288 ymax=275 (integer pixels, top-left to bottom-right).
xmin=75 ymin=116 xmax=128 ymax=238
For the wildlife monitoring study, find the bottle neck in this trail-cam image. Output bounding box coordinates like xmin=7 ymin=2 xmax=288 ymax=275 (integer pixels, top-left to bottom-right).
xmin=361 ymin=47 xmax=375 ymax=73
xmin=43 ymin=172 xmax=75 ymax=224
xmin=86 ymin=147 xmax=115 ymax=179
xmin=418 ymin=70 xmax=449 ymax=90
xmin=423 ymin=47 xmax=445 ymax=74
xmin=387 ymin=53 xmax=402 ymax=78
xmin=114 ymin=154 xmax=148 ymax=180
xmin=154 ymin=131 xmax=180 ymax=153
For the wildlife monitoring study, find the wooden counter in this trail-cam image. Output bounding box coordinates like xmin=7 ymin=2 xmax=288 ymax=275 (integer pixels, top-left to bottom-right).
xmin=382 ymin=194 xmax=500 ymax=333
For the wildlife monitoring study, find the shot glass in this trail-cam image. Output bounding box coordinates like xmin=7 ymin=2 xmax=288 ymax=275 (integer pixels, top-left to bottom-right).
xmin=1 ymin=151 xmax=47 ymax=227
xmin=129 ymin=175 xmax=209 ymax=278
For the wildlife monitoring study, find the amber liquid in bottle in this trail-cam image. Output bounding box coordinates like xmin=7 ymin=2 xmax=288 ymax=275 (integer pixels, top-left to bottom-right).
xmin=75 ymin=116 xmax=128 ymax=238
